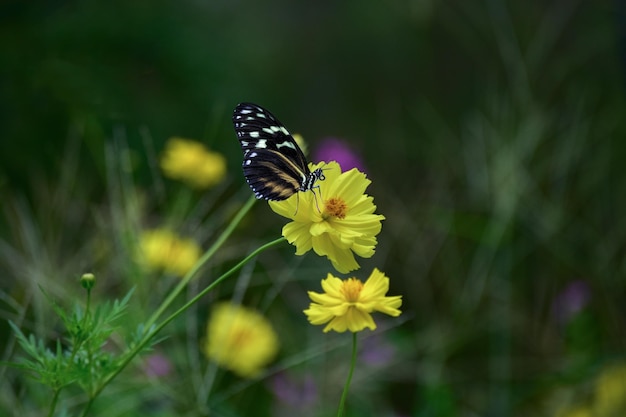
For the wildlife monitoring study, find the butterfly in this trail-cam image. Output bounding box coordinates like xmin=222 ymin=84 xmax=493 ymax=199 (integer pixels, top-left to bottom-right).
xmin=232 ymin=102 xmax=325 ymax=201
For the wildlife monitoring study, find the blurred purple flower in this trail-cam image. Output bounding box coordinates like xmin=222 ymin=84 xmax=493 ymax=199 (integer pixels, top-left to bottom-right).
xmin=143 ymin=352 xmax=173 ymax=378
xmin=360 ymin=334 xmax=396 ymax=367
xmin=552 ymin=280 xmax=591 ymax=325
xmin=269 ymin=372 xmax=317 ymax=407
xmin=312 ymin=137 xmax=366 ymax=172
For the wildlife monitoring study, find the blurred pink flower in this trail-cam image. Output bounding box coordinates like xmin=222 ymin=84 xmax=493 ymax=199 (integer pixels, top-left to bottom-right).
xmin=269 ymin=372 xmax=317 ymax=407
xmin=552 ymin=280 xmax=591 ymax=325
xmin=360 ymin=333 xmax=396 ymax=367
xmin=143 ymin=352 xmax=173 ymax=378
xmin=312 ymin=137 xmax=365 ymax=172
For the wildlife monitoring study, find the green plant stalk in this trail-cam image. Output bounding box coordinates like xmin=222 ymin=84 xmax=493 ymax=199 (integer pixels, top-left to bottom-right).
xmin=145 ymin=194 xmax=256 ymax=330
xmin=65 ymin=286 xmax=92 ymax=372
xmin=51 ymin=285 xmax=94 ymax=416
xmin=154 ymin=236 xmax=286 ymax=333
xmin=47 ymin=389 xmax=61 ymax=417
xmin=79 ymin=235 xmax=286 ymax=416
xmin=84 ymin=287 xmax=94 ymax=395
xmin=337 ymin=332 xmax=358 ymax=417
xmin=85 ymin=287 xmax=91 ymax=319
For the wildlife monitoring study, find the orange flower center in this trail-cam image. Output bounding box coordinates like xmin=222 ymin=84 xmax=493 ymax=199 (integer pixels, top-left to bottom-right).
xmin=341 ymin=278 xmax=364 ymax=302
xmin=324 ymin=197 xmax=348 ymax=219
xmin=230 ymin=328 xmax=253 ymax=348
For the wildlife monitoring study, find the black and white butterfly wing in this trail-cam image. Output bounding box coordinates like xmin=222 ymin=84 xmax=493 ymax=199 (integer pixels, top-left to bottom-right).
xmin=232 ymin=102 xmax=311 ymax=200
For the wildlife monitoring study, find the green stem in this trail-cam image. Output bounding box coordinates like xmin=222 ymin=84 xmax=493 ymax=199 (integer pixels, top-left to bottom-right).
xmin=145 ymin=194 xmax=256 ymax=330
xmin=155 ymin=236 xmax=286 ymax=332
xmin=85 ymin=287 xmax=91 ymax=317
xmin=78 ymin=398 xmax=94 ymax=417
xmin=66 ymin=287 xmax=92 ymax=372
xmin=337 ymin=333 xmax=358 ymax=417
xmin=82 ymin=235 xmax=286 ymax=414
xmin=84 ymin=287 xmax=94 ymax=395
xmin=77 ymin=195 xmax=256 ymax=416
xmin=47 ymin=389 xmax=61 ymax=417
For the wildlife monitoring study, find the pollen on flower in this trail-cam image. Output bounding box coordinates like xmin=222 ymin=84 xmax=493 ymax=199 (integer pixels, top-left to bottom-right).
xmin=324 ymin=197 xmax=348 ymax=219
xmin=341 ymin=278 xmax=363 ymax=302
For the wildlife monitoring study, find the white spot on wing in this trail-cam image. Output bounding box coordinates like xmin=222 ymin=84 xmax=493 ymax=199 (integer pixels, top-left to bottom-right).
xmin=249 ymin=131 xmax=260 ymax=138
xmin=256 ymin=139 xmax=268 ymax=148
xmin=277 ymin=141 xmax=297 ymax=150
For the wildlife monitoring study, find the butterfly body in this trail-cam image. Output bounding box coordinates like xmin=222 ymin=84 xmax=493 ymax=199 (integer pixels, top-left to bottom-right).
xmin=233 ymin=102 xmax=324 ymax=201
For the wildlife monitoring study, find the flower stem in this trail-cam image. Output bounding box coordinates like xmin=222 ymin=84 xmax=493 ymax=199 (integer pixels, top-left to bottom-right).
xmin=151 ymin=236 xmax=286 ymax=334
xmin=83 ymin=235 xmax=286 ymax=413
xmin=78 ymin=195 xmax=257 ymax=416
xmin=145 ymin=194 xmax=256 ymax=330
xmin=337 ymin=332 xmax=358 ymax=417
xmin=78 ymin=398 xmax=94 ymax=417
xmin=47 ymin=389 xmax=60 ymax=417
xmin=85 ymin=287 xmax=91 ymax=318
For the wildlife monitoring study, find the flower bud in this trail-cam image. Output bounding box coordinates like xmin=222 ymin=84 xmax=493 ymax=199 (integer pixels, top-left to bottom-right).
xmin=80 ymin=273 xmax=96 ymax=290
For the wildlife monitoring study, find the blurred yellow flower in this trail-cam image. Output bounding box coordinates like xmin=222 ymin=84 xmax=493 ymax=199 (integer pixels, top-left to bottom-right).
xmin=139 ymin=229 xmax=201 ymax=277
xmin=593 ymin=362 xmax=626 ymax=415
xmin=160 ymin=137 xmax=226 ymax=188
xmin=203 ymin=303 xmax=279 ymax=378
xmin=269 ymin=161 xmax=384 ymax=273
xmin=303 ymin=268 xmax=402 ymax=333
xmin=292 ymin=133 xmax=308 ymax=156
xmin=555 ymin=406 xmax=592 ymax=417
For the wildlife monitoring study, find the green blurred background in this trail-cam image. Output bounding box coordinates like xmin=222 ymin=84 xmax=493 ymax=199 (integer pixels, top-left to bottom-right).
xmin=2 ymin=1 xmax=626 ymax=416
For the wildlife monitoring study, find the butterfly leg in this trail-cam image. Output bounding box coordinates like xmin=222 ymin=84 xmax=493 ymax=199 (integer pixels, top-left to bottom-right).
xmin=293 ymin=192 xmax=300 ymax=216
xmin=311 ymin=185 xmax=323 ymax=214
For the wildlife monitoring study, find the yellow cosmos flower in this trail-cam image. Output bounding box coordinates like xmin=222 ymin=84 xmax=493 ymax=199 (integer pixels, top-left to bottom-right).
xmin=160 ymin=137 xmax=226 ymax=189
xmin=555 ymin=406 xmax=592 ymax=417
xmin=269 ymin=161 xmax=384 ymax=274
xmin=593 ymin=362 xmax=626 ymax=415
xmin=139 ymin=229 xmax=201 ymax=277
xmin=303 ymin=268 xmax=402 ymax=333
xmin=203 ymin=303 xmax=279 ymax=378
xmin=292 ymin=133 xmax=308 ymax=156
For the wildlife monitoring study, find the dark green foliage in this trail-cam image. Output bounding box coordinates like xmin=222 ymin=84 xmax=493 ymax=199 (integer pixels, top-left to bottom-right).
xmin=1 ymin=1 xmax=626 ymax=416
